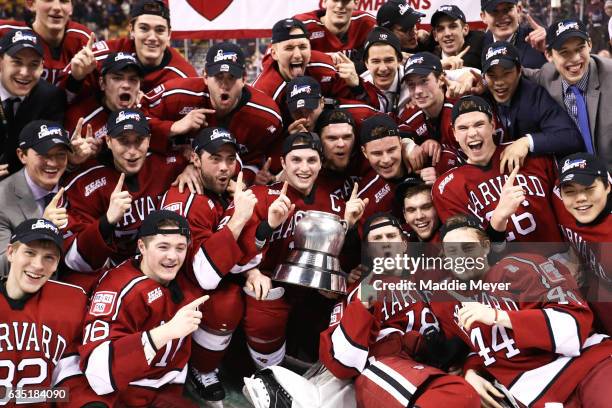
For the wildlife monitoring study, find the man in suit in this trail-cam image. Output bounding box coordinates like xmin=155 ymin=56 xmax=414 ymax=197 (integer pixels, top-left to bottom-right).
xmin=0 ymin=28 xmax=66 ymax=176
xmin=0 ymin=120 xmax=72 ymax=276
xmin=523 ymin=18 xmax=612 ymax=168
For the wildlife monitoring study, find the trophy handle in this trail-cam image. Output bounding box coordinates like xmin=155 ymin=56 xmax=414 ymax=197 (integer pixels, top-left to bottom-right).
xmin=340 ymin=220 xmax=348 ymax=232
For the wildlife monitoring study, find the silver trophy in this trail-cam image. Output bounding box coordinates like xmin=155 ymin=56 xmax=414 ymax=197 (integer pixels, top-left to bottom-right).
xmin=273 ymin=211 xmax=348 ymax=294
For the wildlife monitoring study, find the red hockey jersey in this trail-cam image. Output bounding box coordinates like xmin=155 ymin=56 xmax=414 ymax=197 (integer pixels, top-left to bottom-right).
xmin=293 ymin=9 xmax=376 ymax=58
xmin=62 ymin=152 xmax=187 ymax=272
xmin=87 ymin=37 xmax=197 ymax=93
xmin=0 ymin=280 xmax=102 ymax=406
xmin=430 ymin=253 xmax=612 ymax=408
xmin=144 ymin=79 xmax=283 ymax=175
xmin=432 ymin=146 xmax=562 ymax=243
xmin=356 ymin=169 xmax=406 ymax=226
xmin=79 ymin=258 xmax=201 ymax=406
xmin=63 ymin=94 xmax=110 ymax=141
xmin=0 ymin=20 xmax=93 ymax=86
xmin=160 ymin=186 xmax=245 ymax=290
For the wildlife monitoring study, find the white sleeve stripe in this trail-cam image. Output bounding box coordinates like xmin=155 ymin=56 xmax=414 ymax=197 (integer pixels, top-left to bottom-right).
xmin=82 ymin=106 xmax=104 ymax=124
xmin=63 ymin=165 xmax=105 ymax=191
xmin=192 ymin=247 xmax=222 ymax=290
xmin=357 ymin=175 xmax=379 ymax=197
xmin=230 ymin=254 xmax=262 ymax=274
xmin=245 ymin=101 xmax=282 ymax=122
xmin=370 ymin=360 xmax=418 ymax=395
xmin=272 ymin=82 xmax=286 ymax=101
xmin=183 ymin=193 xmax=196 ymax=217
xmin=402 ymin=110 xmax=423 ymax=125
xmin=375 ymin=327 xmax=403 ymax=342
xmin=85 ymin=341 xmax=115 ymax=395
xmin=47 ymin=279 xmax=86 ymax=294
xmin=307 ymin=62 xmax=336 ymax=71
xmin=52 ymin=354 xmax=82 ymax=386
xmin=66 ymin=28 xmax=91 ymax=38
xmin=163 ymin=89 xmax=207 ymax=98
xmin=337 ymin=103 xmax=378 ymax=112
xmin=330 ymin=324 xmax=368 ymax=372
xmin=163 ymin=66 xmax=189 ymax=78
xmin=129 ymin=365 xmax=188 ymax=388
xmin=361 ymin=365 xmax=410 ymax=407
xmin=544 ymin=308 xmax=581 ymax=356
xmin=111 ymin=276 xmax=149 ymax=320
xmin=509 ymin=354 xmax=572 ymax=406
xmin=64 ymin=238 xmax=95 ymax=273
xmin=192 ymin=327 xmax=233 ymax=351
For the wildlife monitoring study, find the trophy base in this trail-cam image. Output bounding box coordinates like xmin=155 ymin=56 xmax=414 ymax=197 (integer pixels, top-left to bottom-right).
xmin=272 ymin=263 xmax=347 ymax=294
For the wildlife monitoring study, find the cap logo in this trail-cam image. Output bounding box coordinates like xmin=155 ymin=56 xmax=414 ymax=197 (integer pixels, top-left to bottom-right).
xmin=290 ymin=84 xmax=312 ymax=97
xmin=116 ymin=111 xmax=141 ymax=123
xmin=12 ymin=30 xmax=37 ymax=44
xmin=297 ymin=99 xmax=305 ymax=108
xmin=220 ymin=64 xmax=229 ymax=72
xmin=213 ymin=49 xmax=238 ymax=63
xmin=38 ymin=125 xmax=64 ymax=139
xmin=439 ymin=5 xmax=453 ymax=11
xmin=114 ymin=52 xmax=137 ymax=63
xmin=31 ymin=219 xmax=58 ymax=234
xmin=561 ymin=158 xmax=587 ymax=173
xmin=556 ymin=21 xmax=580 ymax=36
xmin=486 ymin=46 xmax=508 ymax=60
xmin=398 ymin=4 xmax=411 ymax=15
xmin=379 ymin=33 xmax=388 ymax=40
xmin=210 ymin=128 xmax=231 ymax=140
xmin=406 ymin=56 xmax=424 ymax=67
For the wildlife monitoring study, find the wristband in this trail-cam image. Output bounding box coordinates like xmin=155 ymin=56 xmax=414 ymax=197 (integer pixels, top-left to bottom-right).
xmin=255 ymin=220 xmax=274 ymax=249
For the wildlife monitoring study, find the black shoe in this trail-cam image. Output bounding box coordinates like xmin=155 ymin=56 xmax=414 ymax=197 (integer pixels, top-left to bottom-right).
xmin=243 ymin=369 xmax=293 ymax=408
xmin=187 ymin=366 xmax=225 ymax=401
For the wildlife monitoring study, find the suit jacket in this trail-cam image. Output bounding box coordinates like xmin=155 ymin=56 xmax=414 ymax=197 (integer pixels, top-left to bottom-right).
xmin=0 ymin=79 xmax=67 ymax=175
xmin=523 ymin=55 xmax=612 ymax=168
xmin=483 ymin=26 xmax=547 ymax=69
xmin=485 ymin=77 xmax=584 ymax=156
xmin=0 ymin=169 xmax=43 ymax=276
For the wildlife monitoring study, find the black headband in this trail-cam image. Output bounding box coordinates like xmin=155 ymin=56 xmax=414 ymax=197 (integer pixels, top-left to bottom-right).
xmin=439 ymin=215 xmax=485 ymax=241
xmin=138 ymin=226 xmax=191 ymax=239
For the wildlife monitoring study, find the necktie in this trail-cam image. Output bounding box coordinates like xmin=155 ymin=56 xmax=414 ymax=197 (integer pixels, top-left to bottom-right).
xmin=3 ymin=98 xmax=18 ymax=123
xmin=569 ymin=85 xmax=594 ymax=154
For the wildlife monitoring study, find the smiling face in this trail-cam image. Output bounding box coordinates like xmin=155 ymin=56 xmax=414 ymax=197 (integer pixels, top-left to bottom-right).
xmin=443 ymin=227 xmax=490 ymax=281
xmin=138 ymin=229 xmax=188 ymax=286
xmin=29 ymin=0 xmax=72 ymax=34
xmin=6 ymin=240 xmax=60 ymax=299
xmin=106 ymin=131 xmax=150 ymax=175
xmin=322 ymin=0 xmax=355 ymax=32
xmin=271 ymin=28 xmax=311 ymax=81
xmin=548 ymin=37 xmax=592 ymax=85
xmin=0 ymin=49 xmax=44 ymax=97
xmin=403 ymin=189 xmax=439 ymax=241
xmin=130 ymin=14 xmax=171 ymax=66
xmin=433 ymin=17 xmax=469 ymax=55
xmin=365 ymin=44 xmax=400 ymax=90
xmin=17 ymin=145 xmax=69 ymax=190
xmin=361 ymin=136 xmax=403 ymax=179
xmin=321 ymin=122 xmax=355 ymax=171
xmin=391 ymin=24 xmax=418 ymax=49
xmin=404 ymin=72 xmax=445 ymax=115
xmin=100 ymin=68 xmax=141 ymax=111
xmin=193 ymin=144 xmax=237 ymax=194
xmin=453 ymin=111 xmax=496 ymax=166
xmin=481 ymin=2 xmax=521 ymax=41
xmin=281 ymin=148 xmax=322 ymax=196
xmin=560 ymin=178 xmax=610 ymax=224
xmin=206 ymin=72 xmax=244 ymax=117
xmin=484 ymin=64 xmax=520 ymax=104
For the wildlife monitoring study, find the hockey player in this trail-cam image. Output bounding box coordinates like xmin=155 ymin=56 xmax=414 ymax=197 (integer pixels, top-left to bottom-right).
xmin=553 ymin=152 xmax=612 ymax=333
xmin=293 ymin=0 xmax=375 ymax=60
xmin=1 ymin=218 xmax=103 ymax=406
xmin=0 ymin=0 xmax=94 ymax=85
xmin=61 ymin=109 xmax=189 ymax=286
xmin=84 ymin=0 xmax=196 ymax=94
xmin=145 ymin=42 xmax=282 ymax=182
xmin=396 ymin=178 xmax=442 ymax=243
xmin=431 ymin=95 xmax=562 ymax=243
xmin=432 ymin=213 xmax=612 ymax=408
xmin=79 ymin=210 xmax=207 ymax=407
xmin=160 ymin=127 xmax=259 ymax=402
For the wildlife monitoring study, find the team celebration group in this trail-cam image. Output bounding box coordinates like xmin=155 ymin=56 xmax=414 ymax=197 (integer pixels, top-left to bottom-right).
xmin=0 ymin=0 xmax=611 ymax=407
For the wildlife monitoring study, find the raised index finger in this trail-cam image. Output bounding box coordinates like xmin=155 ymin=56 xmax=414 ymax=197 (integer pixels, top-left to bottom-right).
xmin=49 ymin=187 xmax=64 ymax=207
xmin=505 ymin=166 xmax=520 ymax=187
xmin=72 ymin=117 xmax=84 ymax=140
xmin=526 ymin=14 xmax=541 ymax=29
xmin=186 ymin=295 xmax=210 ymax=310
xmin=280 ymin=181 xmax=288 ymax=196
xmin=350 ymin=182 xmax=359 ymax=199
xmin=86 ymin=33 xmax=95 ymax=49
xmin=457 ymin=45 xmax=471 ymax=58
xmin=114 ymin=173 xmax=126 ymax=193
xmin=235 ymin=171 xmax=244 ymax=193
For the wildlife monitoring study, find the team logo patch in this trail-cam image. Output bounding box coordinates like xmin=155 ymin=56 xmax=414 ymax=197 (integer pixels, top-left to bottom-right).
xmin=163 ymin=202 xmax=183 ymax=214
xmin=310 ymin=31 xmax=325 ymax=40
xmin=329 ymin=304 xmax=343 ymax=326
xmin=147 ymin=287 xmax=163 ymax=304
xmin=90 ymin=291 xmax=117 ymax=316
xmin=539 ymin=261 xmax=565 ymax=283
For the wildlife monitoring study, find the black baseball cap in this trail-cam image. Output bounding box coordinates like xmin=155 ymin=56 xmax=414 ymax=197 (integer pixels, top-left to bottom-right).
xmin=107 ymin=109 xmax=150 ymax=138
xmin=0 ymin=29 xmax=43 ymax=57
xmin=10 ymin=218 xmax=64 ymax=253
xmin=546 ymin=19 xmax=590 ymax=50
xmin=440 ymin=213 xmax=486 ymax=240
xmin=362 ymin=212 xmax=403 ymax=241
xmin=18 ymin=120 xmax=72 ymax=155
xmin=130 ymin=0 xmax=170 ymax=22
xmin=360 ymin=114 xmax=400 ymax=146
xmin=281 ymin=132 xmax=323 ymax=157
xmin=481 ymin=0 xmax=518 ymax=13
xmin=315 ymin=108 xmax=356 ymax=134
xmin=101 ymin=52 xmax=144 ymax=76
xmin=481 ymin=41 xmax=521 ymax=73
xmin=377 ymin=0 xmax=425 ymax=31
xmin=451 ymin=95 xmax=494 ymax=124
xmin=138 ymin=210 xmax=190 ymax=239
xmin=558 ymin=153 xmax=609 ymax=186
xmin=431 ymin=5 xmax=467 ymax=26
xmin=271 ymin=18 xmax=309 ymax=44
xmin=394 ymin=176 xmax=426 ymax=207
xmin=363 ymin=27 xmax=402 ymax=61
xmin=403 ymin=52 xmax=443 ymax=77
xmin=192 ymin=127 xmax=238 ymax=154
xmin=205 ymin=42 xmax=245 ymax=78
xmin=286 ymin=76 xmax=322 ymax=113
